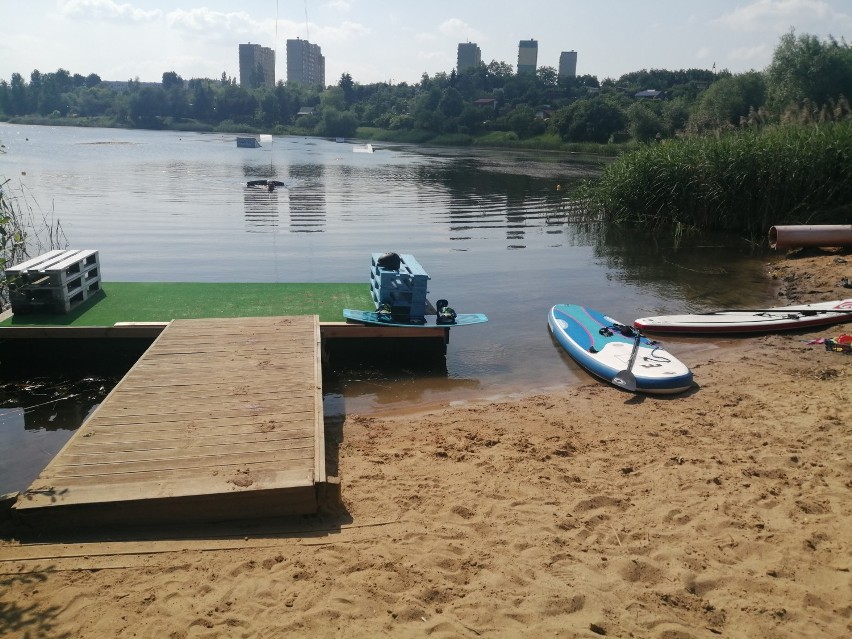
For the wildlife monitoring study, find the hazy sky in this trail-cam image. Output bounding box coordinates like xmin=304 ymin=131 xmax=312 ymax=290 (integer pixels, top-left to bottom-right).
xmin=2 ymin=0 xmax=851 ymax=85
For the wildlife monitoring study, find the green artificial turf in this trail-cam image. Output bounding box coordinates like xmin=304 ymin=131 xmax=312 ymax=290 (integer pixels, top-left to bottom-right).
xmin=1 ymin=282 xmax=373 ymax=326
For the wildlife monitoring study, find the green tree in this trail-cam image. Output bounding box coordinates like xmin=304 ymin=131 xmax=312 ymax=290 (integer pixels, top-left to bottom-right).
xmin=215 ymin=84 xmax=257 ymax=123
xmin=188 ymin=79 xmax=216 ymax=121
xmin=338 ymin=73 xmax=355 ymax=105
xmin=129 ymin=85 xmax=169 ymax=127
xmin=273 ymin=83 xmax=301 ymax=124
xmin=438 ymin=87 xmax=465 ymax=118
xmin=37 ymin=69 xmax=74 ymax=116
xmin=558 ymin=74 xmax=601 ymax=99
xmin=457 ymin=104 xmax=486 ymax=134
xmin=486 ymin=60 xmax=514 ymax=81
xmin=358 ymin=83 xmax=408 ymax=127
xmin=536 ymin=66 xmax=558 ymax=88
xmin=315 ymin=108 xmax=358 ymax=137
xmin=686 ymin=71 xmax=766 ymax=133
xmin=74 ymin=86 xmax=113 ymax=117
xmin=497 ymin=105 xmax=544 ymax=138
xmin=162 ymin=71 xmax=184 ymax=90
xmin=412 ymin=86 xmax=443 ymax=131
xmin=0 ymin=81 xmax=8 ymax=115
xmin=626 ymin=101 xmax=664 ymax=142
xmin=551 ymin=98 xmax=626 ymax=143
xmin=615 ymin=68 xmax=716 ymax=95
xmin=454 ymin=65 xmax=488 ymax=98
xmin=320 ymin=86 xmax=347 ymax=112
xmin=502 ymin=72 xmax=538 ymax=105
xmin=28 ymin=70 xmax=42 ymax=112
xmin=766 ymin=31 xmax=852 ymax=112
xmin=107 ymin=91 xmax=131 ymax=124
xmin=660 ymin=98 xmax=691 ymax=136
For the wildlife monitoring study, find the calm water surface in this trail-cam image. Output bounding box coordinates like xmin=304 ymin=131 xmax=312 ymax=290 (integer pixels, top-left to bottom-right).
xmin=0 ymin=123 xmax=774 ymax=493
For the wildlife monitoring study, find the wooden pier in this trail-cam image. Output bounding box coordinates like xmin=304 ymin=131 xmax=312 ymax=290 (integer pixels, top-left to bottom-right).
xmin=11 ymin=316 xmax=326 ymax=529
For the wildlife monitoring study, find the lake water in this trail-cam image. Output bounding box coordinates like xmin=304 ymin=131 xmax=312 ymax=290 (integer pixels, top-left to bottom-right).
xmin=0 ymin=122 xmax=774 ymax=493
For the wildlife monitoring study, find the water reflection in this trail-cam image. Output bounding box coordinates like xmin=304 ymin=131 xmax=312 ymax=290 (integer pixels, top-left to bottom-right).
xmin=243 ymin=162 xmax=284 ymax=231
xmin=590 ymin=225 xmax=771 ymax=313
xmin=243 ymin=188 xmax=282 ymax=230
xmin=288 ymin=163 xmax=326 ymax=233
xmin=409 ymin=157 xmax=592 ymax=248
xmin=0 ymin=378 xmax=112 ymax=431
xmin=0 ymin=381 xmax=106 ymax=494
xmin=147 ymin=136 xmax=612 ymax=255
xmin=24 ymin=400 xmax=93 ymax=431
xmin=241 ymin=162 xmax=328 ymax=233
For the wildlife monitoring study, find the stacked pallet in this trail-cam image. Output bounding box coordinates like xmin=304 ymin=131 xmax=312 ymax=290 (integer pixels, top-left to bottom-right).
xmin=369 ymin=253 xmax=430 ymax=320
xmin=5 ymin=249 xmax=101 ymax=314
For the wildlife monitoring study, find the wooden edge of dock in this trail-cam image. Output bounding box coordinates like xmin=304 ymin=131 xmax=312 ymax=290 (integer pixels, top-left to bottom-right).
xmin=0 ymin=321 xmax=450 ymax=340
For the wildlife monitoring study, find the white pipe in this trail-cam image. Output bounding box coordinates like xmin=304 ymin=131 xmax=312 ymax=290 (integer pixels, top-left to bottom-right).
xmin=769 ymin=225 xmax=852 ymax=249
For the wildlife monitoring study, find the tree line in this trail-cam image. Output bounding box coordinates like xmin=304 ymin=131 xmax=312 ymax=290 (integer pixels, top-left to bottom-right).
xmin=1 ymin=31 xmax=850 ymax=145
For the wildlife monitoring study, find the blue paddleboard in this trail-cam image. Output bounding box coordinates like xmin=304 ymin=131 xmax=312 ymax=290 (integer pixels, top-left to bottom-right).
xmin=548 ymin=304 xmax=693 ymax=394
xmin=343 ymin=309 xmax=488 ymax=327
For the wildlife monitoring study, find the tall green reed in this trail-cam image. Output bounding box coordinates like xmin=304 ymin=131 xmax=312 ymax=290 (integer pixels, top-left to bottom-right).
xmin=577 ymin=122 xmax=852 ymax=242
xmin=1 ymin=179 xmax=68 ymax=310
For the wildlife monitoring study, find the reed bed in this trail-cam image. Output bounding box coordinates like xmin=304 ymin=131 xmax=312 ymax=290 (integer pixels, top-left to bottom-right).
xmin=1 ymin=180 xmax=67 ymax=310
xmin=578 ymin=122 xmax=852 ymax=241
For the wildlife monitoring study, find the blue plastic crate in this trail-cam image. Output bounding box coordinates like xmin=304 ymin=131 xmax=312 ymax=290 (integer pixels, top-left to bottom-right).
xmin=370 ymin=253 xmax=430 ymax=317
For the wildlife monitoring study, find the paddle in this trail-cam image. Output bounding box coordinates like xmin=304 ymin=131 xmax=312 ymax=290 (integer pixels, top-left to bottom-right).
xmin=611 ymin=330 xmax=642 ymax=392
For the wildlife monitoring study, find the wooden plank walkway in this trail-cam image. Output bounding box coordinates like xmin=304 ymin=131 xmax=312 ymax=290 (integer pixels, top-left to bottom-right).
xmin=12 ymin=316 xmax=326 ymax=529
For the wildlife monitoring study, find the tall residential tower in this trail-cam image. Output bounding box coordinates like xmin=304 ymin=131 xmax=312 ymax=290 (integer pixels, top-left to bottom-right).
xmin=517 ymin=39 xmax=538 ymax=74
xmin=239 ymin=43 xmax=275 ymax=88
xmin=559 ymin=51 xmax=578 ymax=78
xmin=457 ymin=42 xmax=482 ymax=73
xmin=286 ymin=38 xmax=326 ymax=87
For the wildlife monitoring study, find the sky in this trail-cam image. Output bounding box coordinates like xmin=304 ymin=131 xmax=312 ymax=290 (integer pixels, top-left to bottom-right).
xmin=1 ymin=0 xmax=851 ymax=86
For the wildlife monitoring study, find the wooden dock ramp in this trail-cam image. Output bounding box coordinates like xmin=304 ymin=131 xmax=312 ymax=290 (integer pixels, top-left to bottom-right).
xmin=12 ymin=316 xmax=326 ymax=529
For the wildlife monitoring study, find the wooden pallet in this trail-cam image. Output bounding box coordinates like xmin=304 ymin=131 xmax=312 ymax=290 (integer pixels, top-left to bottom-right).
xmin=5 ymin=249 xmax=101 ymax=314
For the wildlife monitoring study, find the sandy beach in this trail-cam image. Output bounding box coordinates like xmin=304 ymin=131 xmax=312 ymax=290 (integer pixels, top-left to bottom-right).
xmin=1 ymin=249 xmax=850 ymax=638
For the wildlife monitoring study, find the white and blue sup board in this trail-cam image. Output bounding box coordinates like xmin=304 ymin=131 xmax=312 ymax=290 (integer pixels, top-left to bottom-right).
xmin=548 ymin=304 xmax=693 ymax=395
